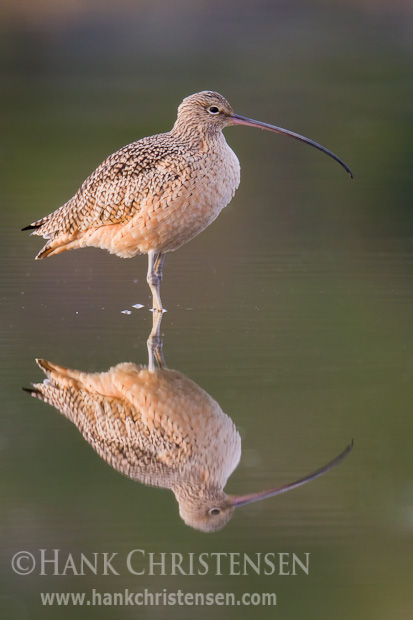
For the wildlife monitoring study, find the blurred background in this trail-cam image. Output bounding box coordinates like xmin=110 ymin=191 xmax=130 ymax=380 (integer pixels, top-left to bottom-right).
xmin=1 ymin=0 xmax=412 ymax=618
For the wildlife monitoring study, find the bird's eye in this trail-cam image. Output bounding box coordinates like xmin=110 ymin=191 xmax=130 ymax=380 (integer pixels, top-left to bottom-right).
xmin=208 ymin=106 xmax=220 ymax=114
xmin=209 ymin=507 xmax=221 ymax=515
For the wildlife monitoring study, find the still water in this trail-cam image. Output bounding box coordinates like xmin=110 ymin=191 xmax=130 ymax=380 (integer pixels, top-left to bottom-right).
xmin=1 ymin=3 xmax=412 ymax=614
xmin=2 ymin=223 xmax=413 ymax=618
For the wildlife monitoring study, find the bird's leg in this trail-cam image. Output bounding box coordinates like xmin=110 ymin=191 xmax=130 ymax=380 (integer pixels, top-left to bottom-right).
xmin=147 ymin=307 xmax=166 ymax=371
xmin=147 ymin=251 xmax=165 ymax=313
xmin=154 ymin=252 xmax=166 ymax=282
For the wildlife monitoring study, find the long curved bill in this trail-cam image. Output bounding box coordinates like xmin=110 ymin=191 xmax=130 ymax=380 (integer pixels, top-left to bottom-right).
xmin=231 ymin=440 xmax=353 ymax=508
xmin=230 ymin=114 xmax=353 ymax=178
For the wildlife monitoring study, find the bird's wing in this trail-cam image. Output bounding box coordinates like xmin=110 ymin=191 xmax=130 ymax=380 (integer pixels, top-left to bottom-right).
xmin=29 ymin=134 xmax=192 ymax=238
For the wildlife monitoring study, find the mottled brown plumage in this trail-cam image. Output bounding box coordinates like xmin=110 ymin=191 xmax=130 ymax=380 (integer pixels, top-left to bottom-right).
xmin=27 ymin=358 xmax=242 ymax=532
xmin=23 ymin=90 xmax=352 ymax=310
xmin=27 ymin=93 xmax=240 ymax=260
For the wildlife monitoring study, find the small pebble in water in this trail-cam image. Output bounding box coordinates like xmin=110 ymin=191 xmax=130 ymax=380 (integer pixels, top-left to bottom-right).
xmin=132 ymin=304 xmax=144 ymax=310
xmin=121 ymin=310 xmax=132 ymax=315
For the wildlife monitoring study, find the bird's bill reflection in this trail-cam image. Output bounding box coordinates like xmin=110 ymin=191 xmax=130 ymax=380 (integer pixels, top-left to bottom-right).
xmin=231 ymin=440 xmax=353 ymax=508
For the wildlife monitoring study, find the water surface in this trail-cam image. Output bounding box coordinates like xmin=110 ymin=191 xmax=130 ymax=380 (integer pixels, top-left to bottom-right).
xmin=1 ymin=2 xmax=412 ymax=618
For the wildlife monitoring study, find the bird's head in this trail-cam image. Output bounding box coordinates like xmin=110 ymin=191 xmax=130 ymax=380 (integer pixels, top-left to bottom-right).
xmin=176 ymin=490 xmax=236 ymax=533
xmin=174 ymin=91 xmax=235 ymax=135
xmin=174 ymin=90 xmax=353 ymax=176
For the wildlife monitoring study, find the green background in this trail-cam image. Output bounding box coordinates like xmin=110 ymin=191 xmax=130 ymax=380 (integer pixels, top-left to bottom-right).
xmin=1 ymin=0 xmax=412 ymax=618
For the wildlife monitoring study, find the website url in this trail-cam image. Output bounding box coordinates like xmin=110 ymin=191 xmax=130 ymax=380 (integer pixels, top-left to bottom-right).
xmin=40 ymin=588 xmax=277 ymax=607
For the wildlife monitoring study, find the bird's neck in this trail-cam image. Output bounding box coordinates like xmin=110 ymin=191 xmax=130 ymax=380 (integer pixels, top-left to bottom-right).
xmin=172 ymin=479 xmax=222 ymax=502
xmin=171 ymin=120 xmax=226 ymax=152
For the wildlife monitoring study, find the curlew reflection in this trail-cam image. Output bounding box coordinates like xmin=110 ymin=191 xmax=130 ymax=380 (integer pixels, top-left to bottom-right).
xmin=25 ymin=312 xmax=352 ymax=532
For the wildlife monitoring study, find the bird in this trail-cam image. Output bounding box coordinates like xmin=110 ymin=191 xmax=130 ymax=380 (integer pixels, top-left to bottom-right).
xmin=22 ymin=91 xmax=353 ymax=311
xmin=23 ymin=315 xmax=353 ymax=533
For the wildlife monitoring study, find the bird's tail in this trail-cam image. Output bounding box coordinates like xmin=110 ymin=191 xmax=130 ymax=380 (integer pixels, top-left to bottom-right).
xmin=22 ymin=359 xmax=87 ymax=424
xmin=34 ymin=242 xmax=69 ymax=260
xmin=21 ymin=213 xmax=51 ymax=234
xmin=21 ymin=223 xmax=41 ymax=232
xmin=22 ymin=217 xmax=60 ymax=259
xmin=25 ymin=230 xmax=82 ymax=259
xmin=24 ymin=359 xmax=82 ymax=396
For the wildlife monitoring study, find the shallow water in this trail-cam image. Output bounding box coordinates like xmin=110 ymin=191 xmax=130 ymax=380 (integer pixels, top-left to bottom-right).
xmin=2 ymin=2 xmax=413 ymax=618
xmin=2 ymin=228 xmax=413 ymax=618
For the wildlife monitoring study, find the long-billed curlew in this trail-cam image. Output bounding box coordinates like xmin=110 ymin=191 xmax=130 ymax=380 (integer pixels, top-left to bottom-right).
xmin=23 ymin=315 xmax=353 ymax=532
xmin=23 ymin=91 xmax=353 ymax=310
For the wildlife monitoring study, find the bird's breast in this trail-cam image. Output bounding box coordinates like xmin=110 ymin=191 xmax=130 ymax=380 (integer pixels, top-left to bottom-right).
xmin=196 ymin=143 xmax=241 ymax=216
xmin=161 ymin=142 xmax=240 ymax=252
xmin=113 ymin=141 xmax=241 ymax=256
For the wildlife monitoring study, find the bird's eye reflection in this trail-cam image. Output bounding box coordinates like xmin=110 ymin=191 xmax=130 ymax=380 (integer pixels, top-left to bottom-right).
xmin=209 ymin=508 xmax=221 ymax=516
